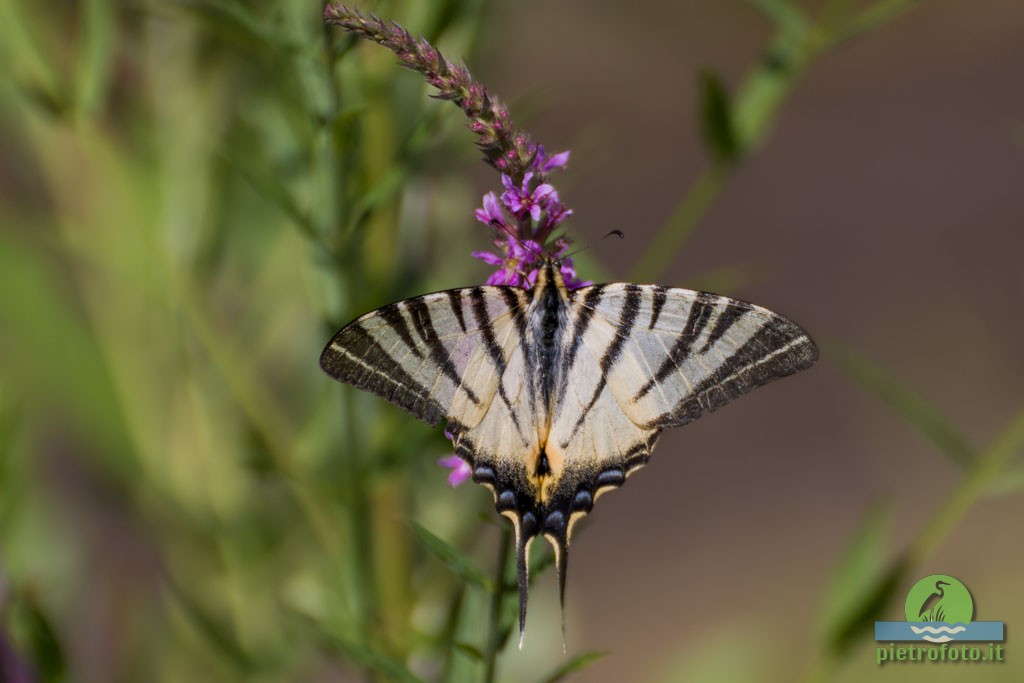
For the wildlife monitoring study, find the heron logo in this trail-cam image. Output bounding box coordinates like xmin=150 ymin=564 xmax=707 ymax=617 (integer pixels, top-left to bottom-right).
xmin=875 ymin=574 xmax=1006 ymax=666
xmin=903 ymin=575 xmax=974 ymax=635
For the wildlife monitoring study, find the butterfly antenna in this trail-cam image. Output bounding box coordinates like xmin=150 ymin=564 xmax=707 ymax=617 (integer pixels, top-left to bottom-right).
xmin=491 ymin=220 xmax=546 ymax=262
xmin=562 ymin=229 xmax=625 ymax=261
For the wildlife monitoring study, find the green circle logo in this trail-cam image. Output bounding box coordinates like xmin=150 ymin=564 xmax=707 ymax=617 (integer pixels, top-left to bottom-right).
xmin=904 ymin=575 xmax=973 ymax=624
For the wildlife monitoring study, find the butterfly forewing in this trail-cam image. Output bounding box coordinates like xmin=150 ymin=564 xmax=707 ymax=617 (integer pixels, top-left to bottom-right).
xmin=320 ymin=287 xmax=531 ymax=432
xmin=565 ymin=283 xmax=819 ymax=432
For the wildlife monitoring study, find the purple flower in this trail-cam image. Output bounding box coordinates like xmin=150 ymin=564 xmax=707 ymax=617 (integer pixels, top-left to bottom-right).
xmin=437 ymin=455 xmax=472 ymax=487
xmin=471 ymin=249 xmax=503 ymax=267
xmin=474 ymin=192 xmax=506 ymax=228
xmin=509 ymin=239 xmax=543 ymax=261
xmin=559 ymin=257 xmax=591 ymax=289
xmin=532 ymin=145 xmax=570 ymax=173
xmin=500 ymin=172 xmax=557 ymax=223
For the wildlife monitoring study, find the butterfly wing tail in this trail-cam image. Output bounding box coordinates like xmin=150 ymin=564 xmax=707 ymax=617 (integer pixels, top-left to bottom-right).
xmin=514 ymin=516 xmax=536 ymax=650
xmin=544 ymin=527 xmax=570 ymax=653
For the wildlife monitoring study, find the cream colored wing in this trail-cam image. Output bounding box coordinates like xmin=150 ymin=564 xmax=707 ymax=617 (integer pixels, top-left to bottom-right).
xmin=574 ymin=283 xmax=819 ymax=432
xmin=320 ymin=286 xmax=531 ymax=433
xmin=547 ymin=282 xmax=817 ymax=513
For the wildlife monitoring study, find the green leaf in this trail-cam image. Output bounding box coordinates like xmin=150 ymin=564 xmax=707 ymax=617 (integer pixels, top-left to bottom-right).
xmin=534 ymin=651 xmax=607 ymax=683
xmin=165 ymin=0 xmax=306 ymax=56
xmin=7 ymin=587 xmax=65 ymax=683
xmin=985 ymin=462 xmax=1024 ymax=498
xmin=697 ymin=71 xmax=741 ymax=164
xmin=828 ymin=342 xmax=975 ymax=468
xmin=0 ymin=230 xmax=135 ymax=467
xmin=819 ymin=505 xmax=891 ymax=646
xmin=326 ymin=633 xmax=429 ymax=683
xmin=826 ymin=558 xmax=908 ymax=657
xmin=221 ymin=150 xmax=324 ymax=251
xmin=348 ymin=164 xmax=413 ymax=231
xmin=167 ymin=583 xmax=255 ymax=673
xmin=747 ymin=0 xmax=808 ymax=34
xmin=74 ymin=0 xmax=114 ymax=117
xmin=453 ymin=641 xmax=485 ymax=662
xmin=409 ymin=521 xmax=493 ymax=593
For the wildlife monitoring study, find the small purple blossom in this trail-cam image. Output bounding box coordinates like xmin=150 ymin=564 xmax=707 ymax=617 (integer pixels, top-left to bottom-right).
xmin=474 ymin=192 xmax=506 ymax=228
xmin=501 ymin=172 xmax=557 ymax=223
xmin=470 ymin=249 xmax=503 ymax=266
xmin=533 ymin=145 xmax=570 ymax=173
xmin=437 ymin=455 xmax=471 ymax=487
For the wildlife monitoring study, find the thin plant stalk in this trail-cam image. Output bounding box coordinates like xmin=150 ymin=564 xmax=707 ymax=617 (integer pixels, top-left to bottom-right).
xmin=632 ymin=0 xmax=927 ymax=283
xmin=483 ymin=525 xmax=512 ymax=683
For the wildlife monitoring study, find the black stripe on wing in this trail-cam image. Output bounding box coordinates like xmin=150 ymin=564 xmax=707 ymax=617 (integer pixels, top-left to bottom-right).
xmin=564 ymin=284 xmax=643 ymax=441
xmin=378 ymin=303 xmax=423 ymax=359
xmin=320 ymin=286 xmax=527 ymax=427
xmin=446 ymin=290 xmax=468 ymax=332
xmin=633 ymin=291 xmax=718 ymax=401
xmin=648 ymin=286 xmax=667 ymax=330
xmin=406 ymin=298 xmax=481 ymax=405
xmin=470 ymin=287 xmax=526 ymax=438
xmin=320 ymin=320 xmax=445 ymax=425
xmin=652 ymin=314 xmax=818 ymax=428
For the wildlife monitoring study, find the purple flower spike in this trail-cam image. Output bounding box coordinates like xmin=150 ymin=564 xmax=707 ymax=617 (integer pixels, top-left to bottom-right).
xmin=324 ymin=4 xmax=539 ymax=181
xmin=321 ymin=5 xmax=588 ymax=291
xmin=437 ymin=455 xmax=472 ymax=487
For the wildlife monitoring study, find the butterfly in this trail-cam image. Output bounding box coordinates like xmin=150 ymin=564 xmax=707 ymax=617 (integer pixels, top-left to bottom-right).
xmin=320 ymin=259 xmax=818 ymax=645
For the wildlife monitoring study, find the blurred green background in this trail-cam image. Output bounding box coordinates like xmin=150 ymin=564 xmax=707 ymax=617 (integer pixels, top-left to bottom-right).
xmin=1 ymin=1 xmax=1022 ymax=682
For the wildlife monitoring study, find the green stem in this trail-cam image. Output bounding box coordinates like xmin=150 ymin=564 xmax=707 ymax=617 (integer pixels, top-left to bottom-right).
xmin=343 ymin=386 xmax=381 ymax=683
xmin=629 ymin=164 xmax=728 ymax=283
xmin=907 ymin=407 xmax=1024 ymax=566
xmin=483 ymin=526 xmax=512 ymax=683
xmin=837 ymin=0 xmax=926 ymax=43
xmin=632 ymin=0 xmax=928 ymax=284
xmin=439 ymin=584 xmax=467 ymax=683
xmin=322 ymin=20 xmax=347 ymax=246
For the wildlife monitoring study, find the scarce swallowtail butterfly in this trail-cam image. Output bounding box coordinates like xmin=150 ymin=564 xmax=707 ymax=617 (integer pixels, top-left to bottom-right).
xmin=320 ymin=259 xmax=818 ymax=645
